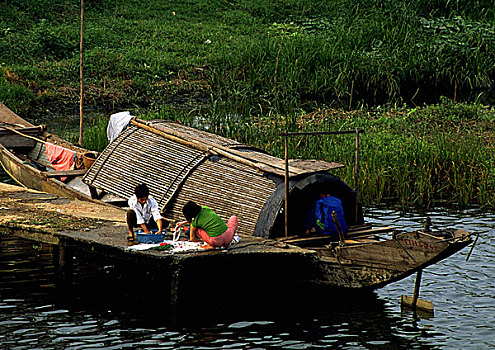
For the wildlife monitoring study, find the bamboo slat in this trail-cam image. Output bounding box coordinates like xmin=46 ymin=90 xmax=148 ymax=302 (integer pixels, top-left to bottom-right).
xmin=42 ymin=169 xmax=87 ymax=178
xmin=131 ymin=119 xmax=343 ymax=177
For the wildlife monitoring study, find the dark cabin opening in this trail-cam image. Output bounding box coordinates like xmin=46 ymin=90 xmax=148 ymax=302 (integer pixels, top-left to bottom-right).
xmin=269 ymin=173 xmax=363 ymax=239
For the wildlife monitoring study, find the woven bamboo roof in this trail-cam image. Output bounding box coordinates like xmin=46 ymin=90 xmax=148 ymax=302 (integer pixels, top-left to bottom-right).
xmin=83 ymin=119 xmax=346 ymax=237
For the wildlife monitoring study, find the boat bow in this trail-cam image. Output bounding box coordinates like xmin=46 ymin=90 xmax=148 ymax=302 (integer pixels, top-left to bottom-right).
xmin=310 ymin=229 xmax=473 ymax=289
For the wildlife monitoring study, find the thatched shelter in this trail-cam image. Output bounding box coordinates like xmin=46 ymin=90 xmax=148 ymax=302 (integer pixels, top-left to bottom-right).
xmin=83 ymin=119 xmax=363 ymax=238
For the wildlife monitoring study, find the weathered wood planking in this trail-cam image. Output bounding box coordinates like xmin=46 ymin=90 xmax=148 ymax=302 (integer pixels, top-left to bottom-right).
xmin=0 ymin=126 xmax=45 ymax=148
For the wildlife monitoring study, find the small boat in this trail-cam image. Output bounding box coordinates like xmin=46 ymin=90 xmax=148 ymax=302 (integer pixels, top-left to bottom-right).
xmin=1 ymin=103 xmax=474 ymax=291
xmin=0 ymin=103 xmax=122 ymax=205
xmin=279 ymin=226 xmax=472 ymax=290
xmin=82 ymin=114 xmax=473 ymax=291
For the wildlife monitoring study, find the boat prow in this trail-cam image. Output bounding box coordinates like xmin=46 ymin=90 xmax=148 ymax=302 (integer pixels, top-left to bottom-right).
xmin=303 ymin=228 xmax=473 ymax=290
xmin=0 ymin=103 xmax=124 ymax=206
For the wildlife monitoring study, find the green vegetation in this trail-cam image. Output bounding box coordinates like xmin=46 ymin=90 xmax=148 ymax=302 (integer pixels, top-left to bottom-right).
xmin=165 ymin=99 xmax=495 ymax=209
xmin=1 ymin=0 xmax=494 ymax=112
xmin=1 ymin=0 xmax=494 ymax=209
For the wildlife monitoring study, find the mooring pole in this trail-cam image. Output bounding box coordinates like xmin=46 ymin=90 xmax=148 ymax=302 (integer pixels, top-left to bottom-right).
xmin=284 ymin=132 xmax=289 ymax=237
xmin=354 ymin=127 xmax=360 ymax=222
xmin=169 ymin=263 xmax=184 ymax=323
xmin=54 ymin=238 xmax=74 ymax=284
xmin=412 ymin=269 xmax=423 ymax=310
xmin=79 ymin=0 xmax=84 ymax=146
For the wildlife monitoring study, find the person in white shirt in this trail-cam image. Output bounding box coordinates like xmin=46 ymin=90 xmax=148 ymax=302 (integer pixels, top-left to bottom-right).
xmin=126 ymin=184 xmax=166 ymax=241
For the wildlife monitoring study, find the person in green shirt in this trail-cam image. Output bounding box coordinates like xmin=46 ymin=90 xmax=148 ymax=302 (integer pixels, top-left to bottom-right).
xmin=178 ymin=201 xmax=238 ymax=249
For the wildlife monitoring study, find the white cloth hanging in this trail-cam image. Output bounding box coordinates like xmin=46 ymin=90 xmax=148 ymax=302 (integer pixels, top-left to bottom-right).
xmin=107 ymin=111 xmax=133 ymax=143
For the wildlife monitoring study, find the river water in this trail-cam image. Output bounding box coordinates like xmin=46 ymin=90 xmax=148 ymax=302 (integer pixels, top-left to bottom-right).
xmin=0 ymin=206 xmax=494 ymax=349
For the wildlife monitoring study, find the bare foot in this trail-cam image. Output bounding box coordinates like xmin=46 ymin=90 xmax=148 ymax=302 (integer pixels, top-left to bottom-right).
xmin=201 ymin=244 xmax=215 ymax=250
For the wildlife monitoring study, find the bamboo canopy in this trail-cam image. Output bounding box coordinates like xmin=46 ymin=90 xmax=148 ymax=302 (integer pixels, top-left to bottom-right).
xmin=83 ymin=119 xmax=361 ymax=238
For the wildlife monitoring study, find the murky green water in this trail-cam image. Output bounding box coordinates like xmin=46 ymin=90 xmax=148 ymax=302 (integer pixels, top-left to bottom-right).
xmin=1 ymin=206 xmax=493 ymax=349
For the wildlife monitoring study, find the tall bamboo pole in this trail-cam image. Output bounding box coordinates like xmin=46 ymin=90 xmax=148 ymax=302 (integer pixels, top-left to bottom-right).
xmin=79 ymin=0 xmax=84 ymax=146
xmin=284 ymin=132 xmax=289 ymax=237
xmin=354 ymin=127 xmax=360 ymax=222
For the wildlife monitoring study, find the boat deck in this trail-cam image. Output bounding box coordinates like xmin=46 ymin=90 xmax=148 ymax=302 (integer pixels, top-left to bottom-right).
xmin=0 ymin=183 xmax=320 ymax=310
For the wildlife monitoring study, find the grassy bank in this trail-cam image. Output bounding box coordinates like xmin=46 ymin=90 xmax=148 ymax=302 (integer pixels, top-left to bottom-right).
xmin=1 ymin=0 xmax=494 ymax=114
xmin=1 ymin=0 xmax=494 ymax=209
xmin=64 ymin=99 xmax=494 ymax=209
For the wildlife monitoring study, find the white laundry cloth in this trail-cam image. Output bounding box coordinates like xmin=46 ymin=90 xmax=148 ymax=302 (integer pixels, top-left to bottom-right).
xmin=107 ymin=111 xmax=133 ymax=142
xmin=126 ymin=240 xmax=204 ymax=253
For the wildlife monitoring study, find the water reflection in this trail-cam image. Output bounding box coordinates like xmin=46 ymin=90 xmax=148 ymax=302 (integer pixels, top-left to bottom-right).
xmin=1 ymin=206 xmax=494 ymax=349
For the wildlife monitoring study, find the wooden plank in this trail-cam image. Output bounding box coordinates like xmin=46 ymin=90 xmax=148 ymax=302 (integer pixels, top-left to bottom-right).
xmin=346 ymin=226 xmax=395 ymax=238
xmin=345 ymin=238 xmax=378 ymax=244
xmin=401 ymin=295 xmax=434 ymax=313
xmin=0 ymin=135 xmax=36 ymax=148
xmin=41 ymin=169 xmax=87 ymax=178
xmin=282 ymin=227 xmax=395 ymax=245
xmin=0 ymin=126 xmax=45 ymax=148
xmin=0 ymin=126 xmax=44 ymax=136
xmin=277 ymin=223 xmax=374 ymax=241
xmin=348 ymin=224 xmax=373 ymax=232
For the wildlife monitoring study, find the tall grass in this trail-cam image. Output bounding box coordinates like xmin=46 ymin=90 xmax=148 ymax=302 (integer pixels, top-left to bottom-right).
xmin=1 ymin=0 xmax=494 ymax=113
xmin=146 ymin=99 xmax=494 ymax=209
xmin=74 ymin=99 xmax=494 ymax=208
xmin=213 ymin=4 xmax=495 ymax=110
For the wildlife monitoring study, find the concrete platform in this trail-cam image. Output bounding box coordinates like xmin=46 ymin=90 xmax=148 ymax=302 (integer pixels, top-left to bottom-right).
xmin=0 ymin=183 xmax=318 ymax=315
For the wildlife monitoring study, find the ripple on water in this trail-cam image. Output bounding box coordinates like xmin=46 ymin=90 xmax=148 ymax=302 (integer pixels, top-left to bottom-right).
xmin=0 ymin=209 xmax=494 ymax=349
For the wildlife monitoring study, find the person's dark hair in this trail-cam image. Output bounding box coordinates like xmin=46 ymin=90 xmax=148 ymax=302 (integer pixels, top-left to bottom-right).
xmin=134 ymin=184 xmax=150 ymax=199
xmin=182 ymin=201 xmax=202 ymax=222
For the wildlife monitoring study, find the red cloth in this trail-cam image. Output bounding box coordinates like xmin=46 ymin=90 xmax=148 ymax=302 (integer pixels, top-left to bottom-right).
xmin=45 ymin=142 xmax=75 ymax=172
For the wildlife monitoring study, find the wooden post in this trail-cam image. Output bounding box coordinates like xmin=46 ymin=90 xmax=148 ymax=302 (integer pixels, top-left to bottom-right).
xmin=354 ymin=127 xmax=360 ymax=223
xmin=54 ymin=239 xmax=73 ymax=283
xmin=169 ymin=264 xmax=185 ymax=323
xmin=349 ymin=80 xmax=354 ymax=110
xmin=284 ymin=132 xmax=289 ymax=237
xmin=412 ymin=269 xmax=422 ymax=309
xmin=331 ymin=211 xmax=345 ymax=246
xmin=79 ymin=0 xmax=84 ymax=146
xmin=401 ymin=269 xmax=434 ymax=314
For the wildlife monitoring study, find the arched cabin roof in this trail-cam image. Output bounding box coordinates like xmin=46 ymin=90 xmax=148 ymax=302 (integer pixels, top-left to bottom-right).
xmin=83 ymin=119 xmax=361 ymax=238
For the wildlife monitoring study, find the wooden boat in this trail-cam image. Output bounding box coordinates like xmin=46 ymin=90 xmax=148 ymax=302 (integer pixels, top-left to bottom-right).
xmin=81 ymin=115 xmax=473 ymax=291
xmin=0 ymin=103 xmax=121 ymax=205
xmin=279 ymin=226 xmax=472 ymax=290
xmin=1 ymin=103 xmax=474 ymax=291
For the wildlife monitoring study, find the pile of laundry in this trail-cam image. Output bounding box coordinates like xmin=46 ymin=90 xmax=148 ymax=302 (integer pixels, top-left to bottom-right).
xmin=127 ymin=240 xmax=205 ymax=253
xmin=126 ymin=235 xmax=241 ymax=253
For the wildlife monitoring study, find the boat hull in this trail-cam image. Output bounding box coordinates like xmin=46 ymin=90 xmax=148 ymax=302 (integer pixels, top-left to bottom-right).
xmin=0 ymin=143 xmax=94 ymax=202
xmin=309 ymin=229 xmax=472 ymax=289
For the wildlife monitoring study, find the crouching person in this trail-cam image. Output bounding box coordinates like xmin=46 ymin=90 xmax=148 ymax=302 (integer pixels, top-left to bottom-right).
xmin=126 ymin=184 xmax=166 ymax=241
xmin=179 ymin=201 xmax=238 ymax=249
